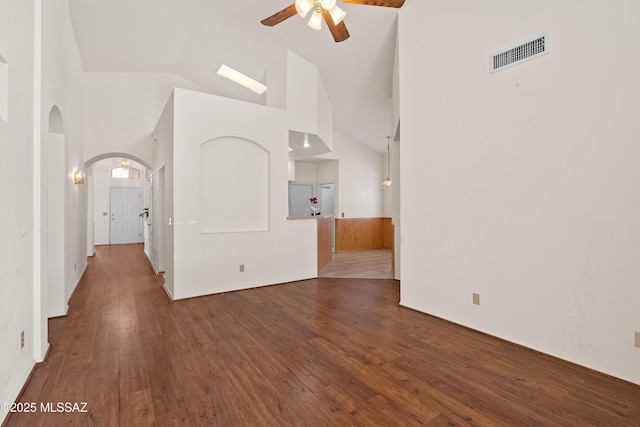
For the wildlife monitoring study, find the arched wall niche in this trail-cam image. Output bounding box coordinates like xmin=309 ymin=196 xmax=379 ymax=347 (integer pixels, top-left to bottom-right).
xmin=48 ymin=105 xmax=64 ymax=134
xmin=44 ymin=104 xmax=66 ymax=318
xmin=199 ymin=136 xmax=269 ymax=233
xmin=0 ymin=54 xmax=8 ymax=123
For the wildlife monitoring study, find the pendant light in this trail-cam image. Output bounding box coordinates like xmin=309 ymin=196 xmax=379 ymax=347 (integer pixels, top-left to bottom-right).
xmin=382 ymin=135 xmax=392 ymax=188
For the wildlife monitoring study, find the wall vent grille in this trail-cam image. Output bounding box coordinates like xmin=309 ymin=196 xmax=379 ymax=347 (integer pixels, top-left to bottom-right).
xmin=490 ymin=32 xmax=549 ymax=73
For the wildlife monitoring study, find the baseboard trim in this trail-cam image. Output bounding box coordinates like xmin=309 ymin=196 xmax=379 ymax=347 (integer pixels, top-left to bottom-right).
xmin=67 ymin=261 xmax=89 ymax=308
xmin=162 ymin=283 xmax=174 ymax=302
xmin=1 ymin=343 xmax=52 ymax=427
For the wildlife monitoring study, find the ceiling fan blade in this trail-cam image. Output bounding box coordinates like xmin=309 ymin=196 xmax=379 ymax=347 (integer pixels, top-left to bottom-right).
xmin=322 ymin=9 xmax=350 ymax=42
xmin=340 ymin=0 xmax=404 ymax=7
xmin=261 ymin=4 xmax=298 ymax=26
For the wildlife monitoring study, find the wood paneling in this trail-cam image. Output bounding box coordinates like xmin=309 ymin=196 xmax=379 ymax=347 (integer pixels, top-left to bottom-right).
xmin=317 ymin=217 xmax=332 ymax=275
xmin=382 ymin=217 xmax=393 ymax=249
xmin=335 ymin=217 xmax=393 ymax=252
xmin=6 ymin=244 xmax=640 ymax=426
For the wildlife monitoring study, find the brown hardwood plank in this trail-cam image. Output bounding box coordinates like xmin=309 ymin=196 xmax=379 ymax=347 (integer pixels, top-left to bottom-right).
xmin=119 ymin=387 xmax=155 ymax=426
xmin=6 ymin=244 xmax=640 ymax=426
xmin=271 ymin=370 xmax=354 ymax=424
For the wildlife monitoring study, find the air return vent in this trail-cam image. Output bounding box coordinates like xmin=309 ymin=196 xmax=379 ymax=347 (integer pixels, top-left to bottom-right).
xmin=490 ymin=32 xmax=549 ymax=73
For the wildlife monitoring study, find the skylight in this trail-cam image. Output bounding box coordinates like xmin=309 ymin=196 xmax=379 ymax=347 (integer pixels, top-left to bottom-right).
xmin=216 ymin=64 xmax=267 ymax=95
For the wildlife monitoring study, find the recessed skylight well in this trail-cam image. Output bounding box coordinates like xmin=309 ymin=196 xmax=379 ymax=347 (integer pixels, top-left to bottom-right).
xmin=216 ymin=64 xmax=267 ymax=95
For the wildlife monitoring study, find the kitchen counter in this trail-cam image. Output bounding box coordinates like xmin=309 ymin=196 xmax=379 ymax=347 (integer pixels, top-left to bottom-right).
xmin=287 ymin=215 xmax=334 ymax=220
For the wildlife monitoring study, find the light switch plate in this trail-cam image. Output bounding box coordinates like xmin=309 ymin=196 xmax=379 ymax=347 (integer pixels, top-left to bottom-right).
xmin=473 ymin=293 xmax=480 ymax=305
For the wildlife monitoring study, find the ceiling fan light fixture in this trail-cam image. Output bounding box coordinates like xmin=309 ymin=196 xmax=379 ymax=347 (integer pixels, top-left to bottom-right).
xmin=262 ymin=0 xmax=404 ymax=43
xmin=308 ymin=8 xmax=323 ymax=30
xmin=295 ymin=0 xmax=314 ymax=17
xmin=328 ymin=5 xmax=346 ymax=24
xmin=320 ymin=0 xmax=337 ymax=9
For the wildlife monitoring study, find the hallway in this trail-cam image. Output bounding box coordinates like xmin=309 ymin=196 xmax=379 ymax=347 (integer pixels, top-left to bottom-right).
xmin=7 ymin=244 xmax=640 ymax=426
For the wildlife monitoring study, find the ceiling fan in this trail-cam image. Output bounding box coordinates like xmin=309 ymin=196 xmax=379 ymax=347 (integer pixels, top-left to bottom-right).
xmin=261 ymin=0 xmax=405 ymax=43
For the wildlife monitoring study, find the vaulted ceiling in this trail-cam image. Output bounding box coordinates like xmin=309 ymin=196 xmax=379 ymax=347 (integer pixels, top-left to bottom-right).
xmin=68 ymin=0 xmax=413 ymax=154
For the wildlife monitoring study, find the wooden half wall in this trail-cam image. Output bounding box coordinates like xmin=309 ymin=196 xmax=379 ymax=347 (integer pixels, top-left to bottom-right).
xmin=317 ymin=216 xmax=333 ymax=275
xmin=335 ymin=218 xmax=394 ymax=252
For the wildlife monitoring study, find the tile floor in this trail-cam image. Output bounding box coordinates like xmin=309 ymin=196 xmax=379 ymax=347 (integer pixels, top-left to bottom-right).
xmin=319 ymin=248 xmax=393 ymax=279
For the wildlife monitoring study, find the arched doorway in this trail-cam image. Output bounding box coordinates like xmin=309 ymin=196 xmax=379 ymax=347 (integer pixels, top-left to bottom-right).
xmin=84 ymin=154 xmax=153 ymax=261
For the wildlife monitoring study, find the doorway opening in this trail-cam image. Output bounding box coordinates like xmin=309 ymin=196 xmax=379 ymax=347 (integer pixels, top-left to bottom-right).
xmin=85 ymin=156 xmax=151 ymax=254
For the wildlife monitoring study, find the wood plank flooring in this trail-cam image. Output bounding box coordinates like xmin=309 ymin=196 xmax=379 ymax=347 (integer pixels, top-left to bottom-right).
xmin=6 ymin=244 xmax=640 ymax=426
xmin=319 ymin=249 xmax=393 ymax=279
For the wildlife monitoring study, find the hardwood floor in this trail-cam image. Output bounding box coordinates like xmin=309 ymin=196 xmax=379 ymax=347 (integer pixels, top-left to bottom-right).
xmin=319 ymin=249 xmax=393 ymax=279
xmin=6 ymin=244 xmax=640 ymax=426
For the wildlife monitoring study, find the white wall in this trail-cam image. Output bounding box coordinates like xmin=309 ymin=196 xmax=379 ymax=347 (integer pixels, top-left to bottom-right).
xmin=319 ymin=132 xmax=385 ymax=218
xmin=391 ymin=32 xmax=400 ymax=139
xmin=399 ymin=0 xmax=640 ymax=384
xmin=293 ymin=161 xmax=317 ymax=184
xmin=266 ymin=49 xmax=287 ymax=110
xmin=83 ymin=73 xmax=209 ymax=166
xmin=44 ymin=132 xmax=66 ymax=317
xmin=167 ymin=88 xmax=317 ymax=300
xmin=287 ymin=51 xmax=333 ymax=150
xmin=0 ymin=1 xmax=37 ymax=422
xmin=316 ymin=160 xmax=338 ymax=187
xmin=41 ymin=0 xmax=86 ymax=316
xmin=391 ymin=139 xmax=400 ymax=280
xmin=152 ymin=93 xmax=175 ymax=295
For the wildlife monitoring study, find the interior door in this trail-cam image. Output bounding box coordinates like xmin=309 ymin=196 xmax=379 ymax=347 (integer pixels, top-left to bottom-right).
xmin=319 ymin=183 xmax=336 ymax=250
xmin=318 ymin=183 xmax=335 ymax=216
xmin=110 ymin=187 xmax=142 ymax=244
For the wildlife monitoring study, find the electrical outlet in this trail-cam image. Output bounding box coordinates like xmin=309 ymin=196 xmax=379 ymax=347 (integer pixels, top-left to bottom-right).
xmin=239 ymin=264 xmax=245 ymax=273
xmin=20 ymin=331 xmax=24 ymax=349
xmin=635 ymin=332 xmax=640 ymax=348
xmin=473 ymin=293 xmax=480 ymax=305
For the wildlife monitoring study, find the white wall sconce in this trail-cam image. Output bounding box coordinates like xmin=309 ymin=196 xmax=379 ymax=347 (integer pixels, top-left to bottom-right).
xmin=73 ymin=170 xmax=85 ymax=185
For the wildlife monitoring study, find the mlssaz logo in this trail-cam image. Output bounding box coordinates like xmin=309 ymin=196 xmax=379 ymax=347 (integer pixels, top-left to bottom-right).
xmin=40 ymin=402 xmax=88 ymax=413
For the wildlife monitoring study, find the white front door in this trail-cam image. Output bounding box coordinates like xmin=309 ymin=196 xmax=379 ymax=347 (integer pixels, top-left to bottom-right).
xmin=110 ymin=187 xmax=142 ymax=244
